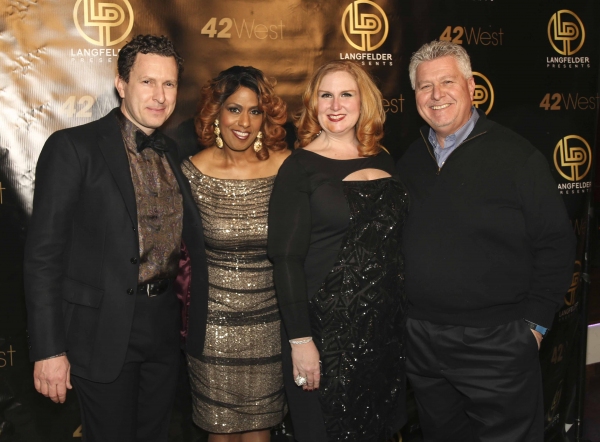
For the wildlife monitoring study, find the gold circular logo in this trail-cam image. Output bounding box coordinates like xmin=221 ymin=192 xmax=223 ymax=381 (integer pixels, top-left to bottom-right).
xmin=565 ymin=260 xmax=580 ymax=306
xmin=472 ymin=72 xmax=494 ymax=115
xmin=341 ymin=0 xmax=389 ymax=52
xmin=73 ymin=0 xmax=134 ymax=47
xmin=548 ymin=10 xmax=585 ymax=55
xmin=553 ymin=135 xmax=592 ymax=182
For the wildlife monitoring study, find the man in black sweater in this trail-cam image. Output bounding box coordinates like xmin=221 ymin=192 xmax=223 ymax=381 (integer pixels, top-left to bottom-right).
xmin=397 ymin=40 xmax=575 ymax=441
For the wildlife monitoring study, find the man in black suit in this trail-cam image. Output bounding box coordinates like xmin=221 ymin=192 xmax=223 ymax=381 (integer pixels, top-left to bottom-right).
xmin=24 ymin=34 xmax=207 ymax=442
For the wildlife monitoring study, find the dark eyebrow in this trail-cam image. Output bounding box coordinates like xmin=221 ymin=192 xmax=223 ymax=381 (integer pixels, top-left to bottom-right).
xmin=226 ymin=102 xmax=259 ymax=109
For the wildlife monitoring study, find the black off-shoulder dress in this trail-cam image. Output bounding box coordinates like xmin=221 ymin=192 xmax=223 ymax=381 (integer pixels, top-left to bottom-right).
xmin=268 ymin=149 xmax=409 ymax=442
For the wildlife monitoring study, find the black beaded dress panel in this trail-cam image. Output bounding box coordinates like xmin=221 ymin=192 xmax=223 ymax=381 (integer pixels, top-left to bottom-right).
xmin=268 ymin=149 xmax=409 ymax=442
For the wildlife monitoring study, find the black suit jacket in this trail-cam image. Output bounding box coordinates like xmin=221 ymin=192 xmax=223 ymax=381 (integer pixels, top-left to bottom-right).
xmin=24 ymin=109 xmax=208 ymax=383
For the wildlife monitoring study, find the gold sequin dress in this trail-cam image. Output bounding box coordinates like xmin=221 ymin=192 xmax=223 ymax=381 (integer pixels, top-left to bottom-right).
xmin=181 ymin=159 xmax=286 ymax=433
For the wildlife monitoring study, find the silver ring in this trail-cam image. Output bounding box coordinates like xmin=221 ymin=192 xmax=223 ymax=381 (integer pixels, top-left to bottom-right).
xmin=295 ymin=375 xmax=307 ymax=387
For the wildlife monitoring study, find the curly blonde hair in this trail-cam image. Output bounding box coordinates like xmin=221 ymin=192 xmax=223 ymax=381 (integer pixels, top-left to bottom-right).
xmin=195 ymin=66 xmax=287 ymax=160
xmin=295 ymin=60 xmax=385 ymax=156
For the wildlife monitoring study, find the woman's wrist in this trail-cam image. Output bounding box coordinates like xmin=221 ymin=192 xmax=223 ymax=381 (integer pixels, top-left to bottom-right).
xmin=289 ymin=336 xmax=313 ymax=345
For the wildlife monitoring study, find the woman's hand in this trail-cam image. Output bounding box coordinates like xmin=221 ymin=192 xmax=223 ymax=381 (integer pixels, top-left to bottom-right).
xmin=290 ymin=339 xmax=321 ymax=391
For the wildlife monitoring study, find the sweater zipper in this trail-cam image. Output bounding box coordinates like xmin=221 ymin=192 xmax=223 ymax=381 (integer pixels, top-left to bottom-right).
xmin=422 ymin=131 xmax=488 ymax=175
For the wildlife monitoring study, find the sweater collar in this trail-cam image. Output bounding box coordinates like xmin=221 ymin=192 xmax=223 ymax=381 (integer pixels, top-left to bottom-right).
xmin=419 ymin=108 xmax=492 ymax=147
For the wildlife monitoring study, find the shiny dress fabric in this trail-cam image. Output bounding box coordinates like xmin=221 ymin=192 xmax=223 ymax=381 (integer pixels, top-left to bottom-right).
xmin=268 ymin=149 xmax=408 ymax=442
xmin=181 ymin=159 xmax=286 ymax=433
xmin=312 ymin=178 xmax=408 ymax=441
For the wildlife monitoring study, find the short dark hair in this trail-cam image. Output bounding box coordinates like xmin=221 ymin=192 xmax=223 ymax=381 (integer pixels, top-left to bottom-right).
xmin=117 ymin=34 xmax=184 ymax=83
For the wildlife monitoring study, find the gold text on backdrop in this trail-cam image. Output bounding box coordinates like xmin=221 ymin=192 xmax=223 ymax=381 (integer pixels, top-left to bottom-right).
xmin=540 ymin=93 xmax=599 ymax=111
xmin=546 ymin=9 xmax=591 ymax=68
xmin=339 ymin=0 xmax=392 ymax=66
xmin=383 ymin=95 xmax=405 ymax=113
xmin=439 ymin=26 xmax=503 ymax=46
xmin=0 ymin=345 xmax=15 ymax=368
xmin=200 ymin=18 xmax=284 ymax=39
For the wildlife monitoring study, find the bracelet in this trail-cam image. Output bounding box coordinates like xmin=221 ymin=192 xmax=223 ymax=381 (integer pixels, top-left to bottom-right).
xmin=289 ymin=337 xmax=313 ymax=345
xmin=42 ymin=352 xmax=66 ymax=360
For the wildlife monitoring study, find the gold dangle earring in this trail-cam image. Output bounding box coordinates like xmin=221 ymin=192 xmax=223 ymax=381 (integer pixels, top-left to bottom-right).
xmin=214 ymin=119 xmax=223 ymax=149
xmin=253 ymin=131 xmax=263 ymax=152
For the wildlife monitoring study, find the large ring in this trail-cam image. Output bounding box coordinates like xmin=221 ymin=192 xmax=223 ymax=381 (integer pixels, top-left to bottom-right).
xmin=295 ymin=375 xmax=307 ymax=387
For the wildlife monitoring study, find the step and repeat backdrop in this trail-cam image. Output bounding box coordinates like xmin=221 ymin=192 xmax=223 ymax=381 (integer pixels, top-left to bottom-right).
xmin=0 ymin=0 xmax=599 ymax=440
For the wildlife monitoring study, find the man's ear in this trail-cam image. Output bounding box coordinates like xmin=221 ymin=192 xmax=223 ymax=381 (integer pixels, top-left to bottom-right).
xmin=467 ymin=76 xmax=476 ymax=101
xmin=115 ymin=75 xmax=126 ymax=99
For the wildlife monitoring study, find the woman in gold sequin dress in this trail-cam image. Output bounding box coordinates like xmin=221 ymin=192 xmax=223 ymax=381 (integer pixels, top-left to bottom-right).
xmin=180 ymin=66 xmax=289 ymax=441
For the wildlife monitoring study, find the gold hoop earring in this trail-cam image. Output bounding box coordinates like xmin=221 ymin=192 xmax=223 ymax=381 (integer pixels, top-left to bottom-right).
xmin=214 ymin=119 xmax=223 ymax=149
xmin=253 ymin=131 xmax=263 ymax=153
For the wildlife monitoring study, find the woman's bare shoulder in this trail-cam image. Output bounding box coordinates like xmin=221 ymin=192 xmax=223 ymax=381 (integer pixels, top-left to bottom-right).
xmin=189 ymin=147 xmax=218 ymax=173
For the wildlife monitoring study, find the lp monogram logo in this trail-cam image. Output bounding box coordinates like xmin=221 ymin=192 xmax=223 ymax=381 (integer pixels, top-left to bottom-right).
xmin=73 ymin=0 xmax=134 ymax=46
xmin=472 ymin=72 xmax=494 ymax=116
xmin=341 ymin=0 xmax=389 ymax=52
xmin=553 ymin=135 xmax=592 ymax=182
xmin=547 ymin=10 xmax=585 ymax=56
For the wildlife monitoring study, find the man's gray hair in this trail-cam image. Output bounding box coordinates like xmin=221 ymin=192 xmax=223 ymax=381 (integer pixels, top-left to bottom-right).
xmin=408 ymin=40 xmax=473 ymax=90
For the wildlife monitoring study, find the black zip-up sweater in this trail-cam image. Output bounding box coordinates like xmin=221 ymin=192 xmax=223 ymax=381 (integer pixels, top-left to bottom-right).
xmin=397 ymin=111 xmax=575 ymax=329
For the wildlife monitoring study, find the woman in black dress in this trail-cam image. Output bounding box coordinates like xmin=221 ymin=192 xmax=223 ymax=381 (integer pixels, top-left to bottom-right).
xmin=268 ymin=60 xmax=409 ymax=441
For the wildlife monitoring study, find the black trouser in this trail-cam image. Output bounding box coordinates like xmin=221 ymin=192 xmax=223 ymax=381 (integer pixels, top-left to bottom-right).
xmin=71 ymin=286 xmax=181 ymax=442
xmin=406 ymin=318 xmax=543 ymax=442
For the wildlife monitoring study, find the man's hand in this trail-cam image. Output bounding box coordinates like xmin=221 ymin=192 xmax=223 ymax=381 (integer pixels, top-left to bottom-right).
xmin=531 ymin=329 xmax=543 ymax=350
xmin=33 ymin=355 xmax=72 ymax=403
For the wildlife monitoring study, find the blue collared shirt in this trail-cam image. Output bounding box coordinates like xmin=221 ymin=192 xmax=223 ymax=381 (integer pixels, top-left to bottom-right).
xmin=428 ymin=107 xmax=480 ymax=168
